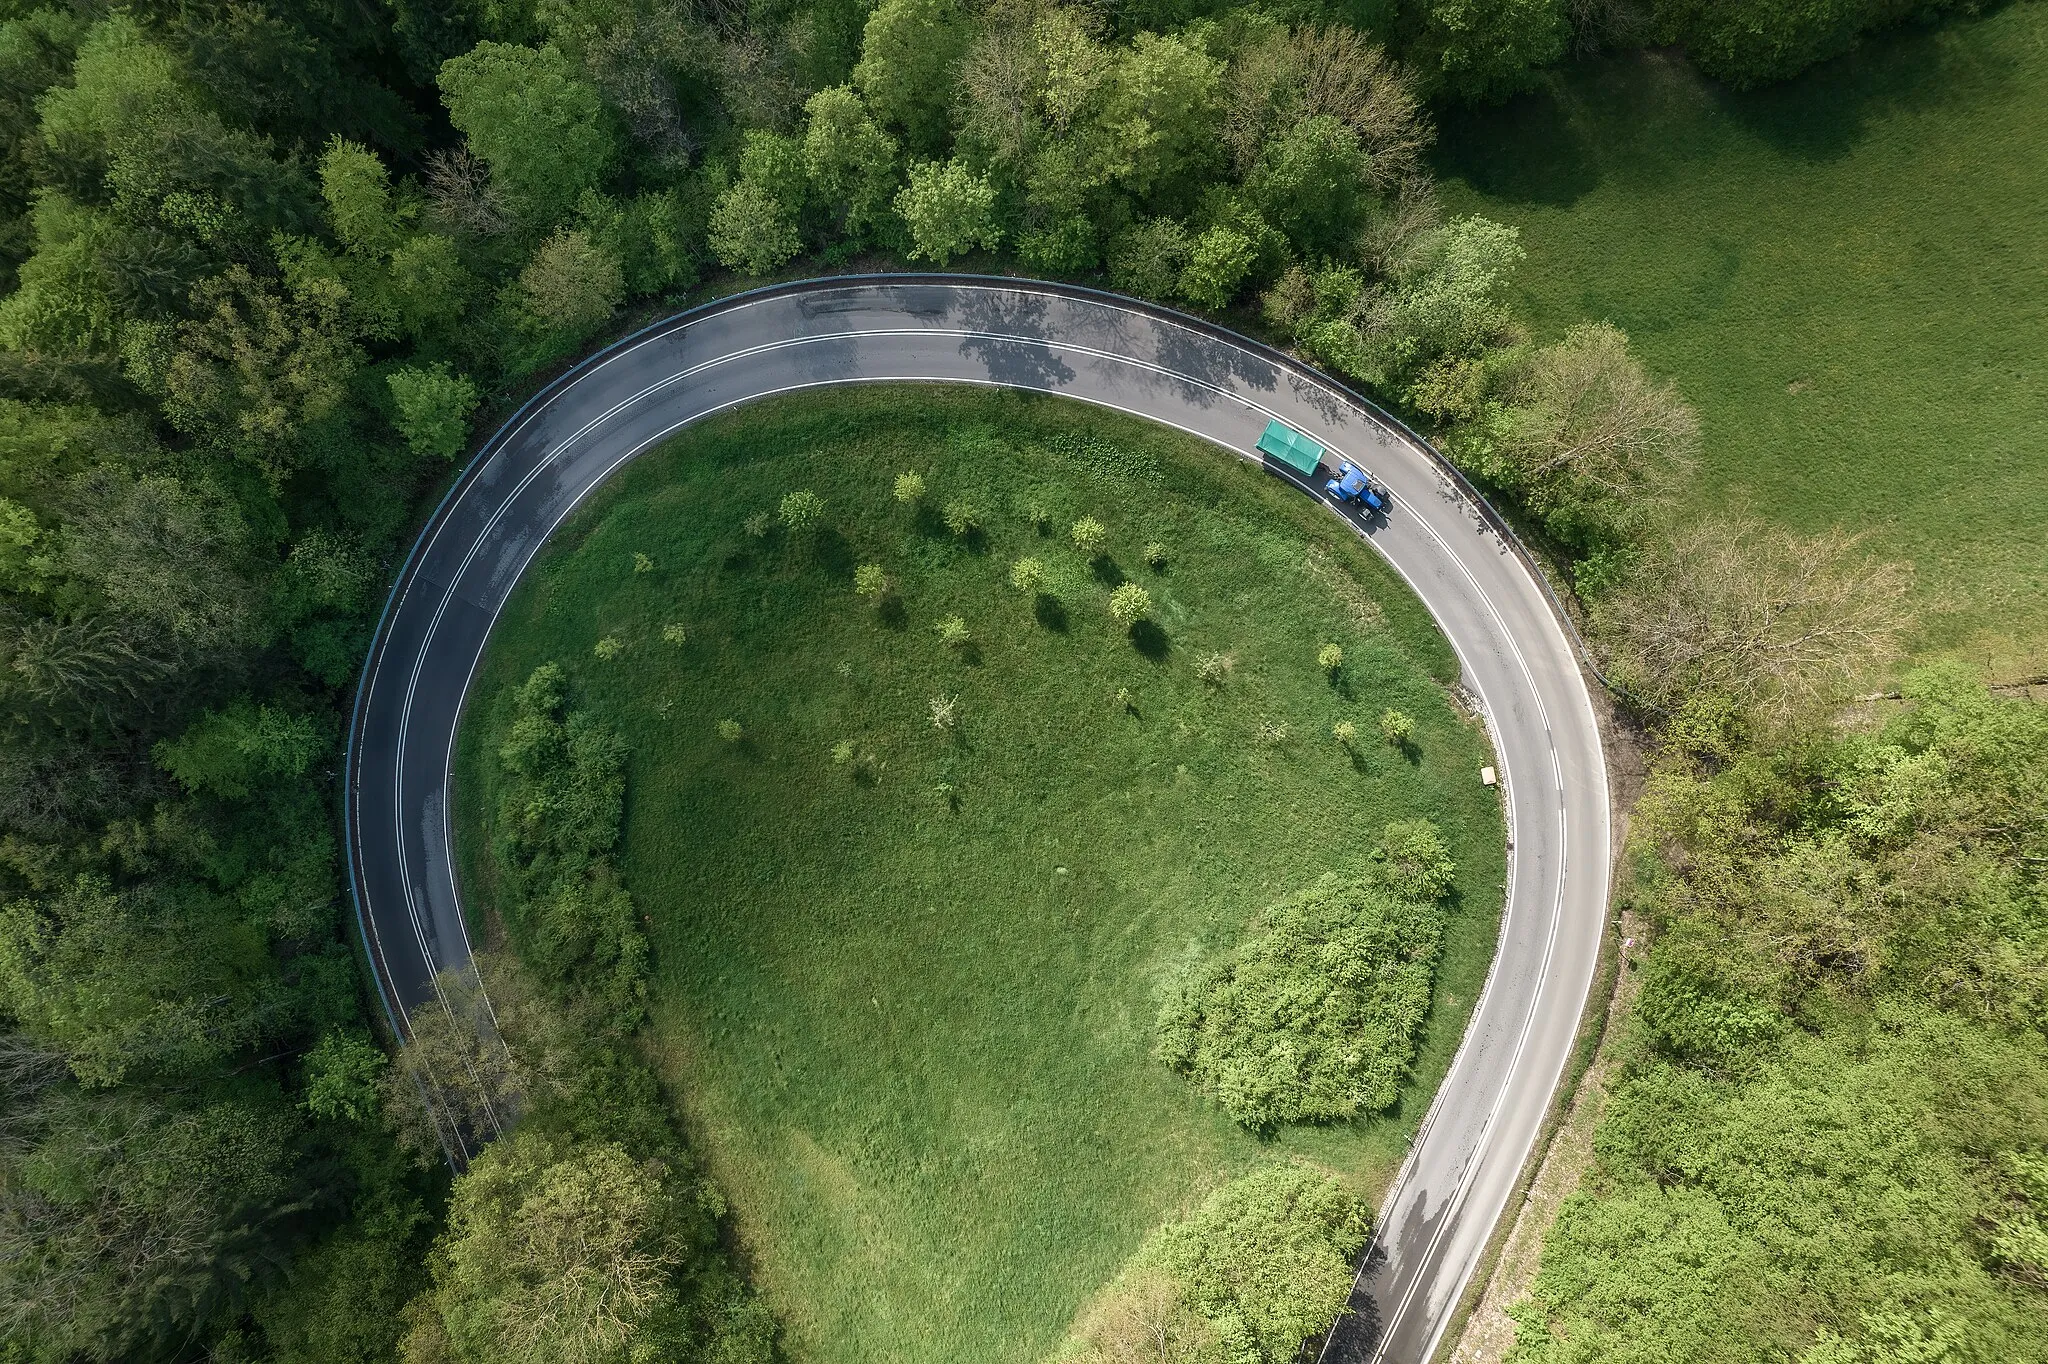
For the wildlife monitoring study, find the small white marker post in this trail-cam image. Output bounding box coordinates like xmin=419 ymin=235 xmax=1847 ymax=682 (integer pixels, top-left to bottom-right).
xmin=1480 ymin=766 xmax=1497 ymax=787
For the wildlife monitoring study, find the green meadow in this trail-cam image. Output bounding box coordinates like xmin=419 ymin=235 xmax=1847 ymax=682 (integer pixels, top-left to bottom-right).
xmin=457 ymin=386 xmax=1506 ymax=1364
xmin=1437 ymin=1 xmax=2048 ymax=670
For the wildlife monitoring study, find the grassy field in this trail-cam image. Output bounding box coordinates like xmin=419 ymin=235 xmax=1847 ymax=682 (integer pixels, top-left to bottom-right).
xmin=1436 ymin=1 xmax=2048 ymax=671
xmin=457 ymin=387 xmax=1505 ymax=1364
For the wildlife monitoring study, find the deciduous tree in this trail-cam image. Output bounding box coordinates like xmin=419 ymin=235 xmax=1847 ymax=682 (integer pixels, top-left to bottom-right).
xmin=895 ymin=159 xmax=1000 ymax=265
xmin=403 ymin=1130 xmax=686 ymax=1364
xmin=517 ymin=228 xmax=624 ymax=339
xmin=155 ymin=699 xmax=324 ymax=799
xmin=1592 ymin=519 xmax=1911 ymax=725
xmin=1179 ymin=226 xmax=1256 ymax=310
xmin=1413 ymin=0 xmax=1568 ymax=101
xmin=160 ymin=264 xmax=363 ymax=487
xmin=1486 ymin=322 xmax=1699 ymax=552
xmin=804 ymin=86 xmax=900 ymax=237
xmin=389 ymin=363 xmax=481 ymax=459
xmin=852 ymin=0 xmax=970 ymax=153
xmin=439 ymin=43 xmax=616 ymax=230
xmin=320 ymin=137 xmax=404 ymax=258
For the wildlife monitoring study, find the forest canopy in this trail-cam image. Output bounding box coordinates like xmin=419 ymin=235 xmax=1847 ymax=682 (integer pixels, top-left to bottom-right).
xmin=0 ymin=1 xmax=2012 ymax=1362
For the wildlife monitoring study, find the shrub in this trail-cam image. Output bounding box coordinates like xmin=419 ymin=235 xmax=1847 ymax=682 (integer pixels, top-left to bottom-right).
xmin=1010 ymin=557 xmax=1048 ymax=595
xmin=632 ymin=552 xmax=654 ymax=574
xmin=1157 ymin=874 xmax=1446 ymax=1127
xmin=1140 ymin=1164 xmax=1368 ymax=1361
xmin=661 ymin=624 xmax=686 ymax=645
xmin=1196 ymin=651 xmax=1234 ymax=687
xmin=1108 ymin=582 xmax=1152 ymax=625
xmin=894 ymin=470 xmax=925 ymax=503
xmin=1116 ymin=687 xmax=1136 ymax=713
xmin=1071 ymin=516 xmax=1108 ymax=557
xmin=942 ymin=499 xmax=980 ymax=536
xmin=1379 ymin=708 xmax=1414 ymax=747
xmin=935 ymin=614 xmax=970 ymax=648
xmin=1332 ymin=719 xmax=1359 ymax=747
xmin=778 ymin=488 xmax=825 ymax=531
xmin=1318 ymin=643 xmax=1344 ymax=674
xmin=928 ymin=693 xmax=959 ymax=730
xmin=1061 ymin=1163 xmax=1368 ymax=1364
xmin=716 ymin=719 xmax=742 ymax=742
xmin=1377 ymin=819 xmax=1456 ymax=903
xmin=1255 ymin=718 xmax=1290 ymax=747
xmin=1144 ymin=541 xmax=1168 ymax=570
xmin=492 ymin=665 xmax=647 ymax=1035
xmin=592 ymin=635 xmax=623 ymax=660
xmin=742 ymin=512 xmax=771 ymax=538
xmin=853 ymin=563 xmax=888 ymax=600
xmin=830 ymin=739 xmax=855 ymax=766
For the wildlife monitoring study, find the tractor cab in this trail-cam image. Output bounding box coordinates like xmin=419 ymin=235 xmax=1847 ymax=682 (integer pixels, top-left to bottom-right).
xmin=1325 ymin=461 xmax=1390 ymax=514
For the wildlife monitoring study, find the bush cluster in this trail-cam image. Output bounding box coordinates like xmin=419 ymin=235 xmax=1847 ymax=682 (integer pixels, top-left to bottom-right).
xmin=492 ymin=663 xmax=645 ymax=1035
xmin=376 ymin=666 xmax=776 ymax=1364
xmin=1059 ymin=1162 xmax=1370 ymax=1364
xmin=1156 ymin=841 xmax=1456 ymax=1130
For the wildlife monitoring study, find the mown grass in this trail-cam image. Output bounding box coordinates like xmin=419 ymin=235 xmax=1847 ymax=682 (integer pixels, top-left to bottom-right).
xmin=1436 ymin=1 xmax=2048 ymax=671
xmin=456 ymin=386 xmax=1505 ymax=1364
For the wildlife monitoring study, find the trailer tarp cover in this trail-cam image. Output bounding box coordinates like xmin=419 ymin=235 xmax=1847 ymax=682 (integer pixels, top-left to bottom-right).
xmin=1256 ymin=419 xmax=1324 ymax=476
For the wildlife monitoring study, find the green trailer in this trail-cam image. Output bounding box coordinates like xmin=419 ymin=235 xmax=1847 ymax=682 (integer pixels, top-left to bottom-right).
xmin=1255 ymin=419 xmax=1325 ymax=477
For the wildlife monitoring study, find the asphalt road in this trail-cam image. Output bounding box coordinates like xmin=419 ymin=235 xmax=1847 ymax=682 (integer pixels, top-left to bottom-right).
xmin=344 ymin=276 xmax=1610 ymax=1364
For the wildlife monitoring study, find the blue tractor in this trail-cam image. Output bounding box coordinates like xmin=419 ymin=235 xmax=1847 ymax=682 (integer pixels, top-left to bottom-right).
xmin=1253 ymin=420 xmax=1392 ymax=515
xmin=1325 ymin=461 xmax=1391 ymax=514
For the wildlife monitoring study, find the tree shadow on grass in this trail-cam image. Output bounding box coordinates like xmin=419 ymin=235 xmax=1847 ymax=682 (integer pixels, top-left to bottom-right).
xmin=1033 ymin=594 xmax=1069 ymax=632
xmin=878 ymin=595 xmax=909 ymax=630
xmin=1436 ymin=11 xmax=2031 ymax=210
xmin=814 ymin=527 xmax=855 ymax=578
xmin=1720 ymin=4 xmax=2029 ymax=164
xmin=1433 ymin=73 xmax=1601 ymax=208
xmin=1129 ymin=620 xmax=1169 ymax=661
xmin=1092 ymin=555 xmax=1126 ymax=587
